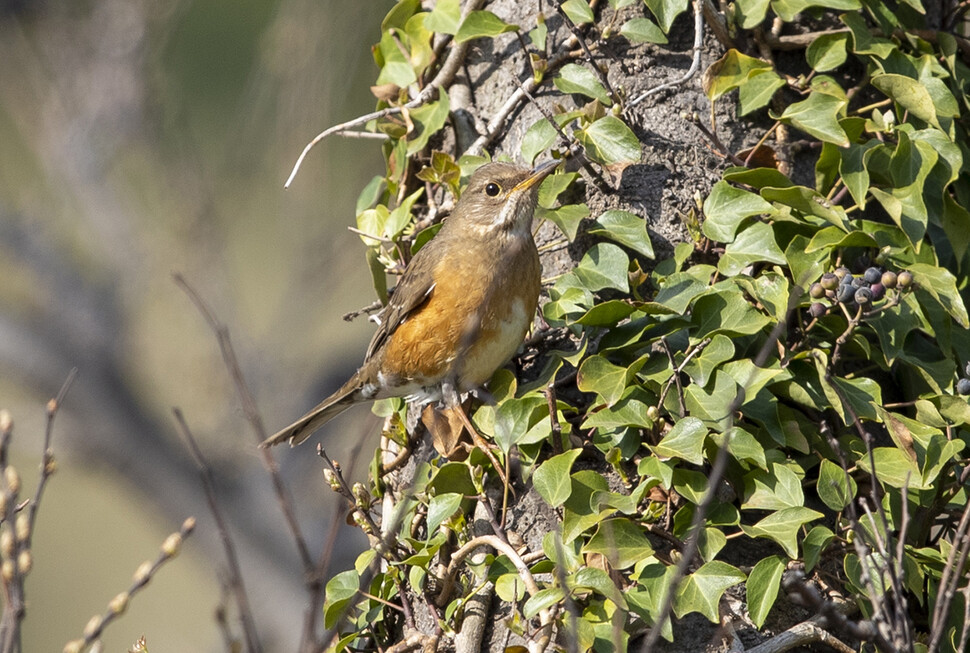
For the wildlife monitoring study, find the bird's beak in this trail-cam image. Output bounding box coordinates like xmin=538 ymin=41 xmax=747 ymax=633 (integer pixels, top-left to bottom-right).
xmin=513 ymin=159 xmax=561 ymax=192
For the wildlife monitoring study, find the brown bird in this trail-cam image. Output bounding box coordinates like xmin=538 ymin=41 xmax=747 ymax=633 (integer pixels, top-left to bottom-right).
xmin=262 ymin=159 xmax=559 ymax=447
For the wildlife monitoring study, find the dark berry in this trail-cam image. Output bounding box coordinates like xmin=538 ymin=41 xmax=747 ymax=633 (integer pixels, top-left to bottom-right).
xmin=864 ymin=267 xmax=882 ymax=284
xmin=834 ymin=266 xmax=851 ymax=280
xmin=965 ymin=362 xmax=970 ymax=378
xmin=810 ymin=283 xmax=825 ymax=299
xmin=851 ymin=275 xmax=864 ymax=288
xmin=958 ymin=378 xmax=970 ymax=396
xmin=870 ymin=283 xmax=885 ymax=301
xmin=855 ymin=287 xmax=872 ymax=304
xmin=881 ymin=270 xmax=897 ymax=289
xmin=897 ymin=270 xmax=914 ymax=288
xmin=809 ymin=302 xmax=826 ymax=318
xmin=837 ymin=284 xmax=856 ymax=303
xmin=820 ymin=273 xmax=839 ymax=290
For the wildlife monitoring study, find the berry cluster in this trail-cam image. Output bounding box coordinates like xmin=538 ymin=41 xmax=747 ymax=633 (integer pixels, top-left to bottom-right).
xmin=807 ymin=266 xmax=913 ymax=319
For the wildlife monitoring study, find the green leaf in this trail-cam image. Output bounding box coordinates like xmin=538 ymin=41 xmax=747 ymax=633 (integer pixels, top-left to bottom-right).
xmin=746 ymin=555 xmax=785 ymax=628
xmin=577 ymin=115 xmax=641 ymax=166
xmin=690 ymin=289 xmax=772 ymax=339
xmin=803 ymin=525 xmax=835 ymax=572
xmin=375 ymin=29 xmax=418 ymax=88
xmin=561 ymin=0 xmax=595 ymax=24
xmin=424 ymin=0 xmax=460 ymax=34
xmin=682 ymin=371 xmax=738 ymax=428
xmin=683 ymin=334 xmax=735 ymax=387
xmin=743 ymin=462 xmax=805 ymax=510
xmin=493 ymin=396 xmax=544 ymax=452
xmin=426 ymin=492 xmax=463 ymax=534
xmin=619 ymin=17 xmax=667 ymax=43
xmin=774 ymin=90 xmax=849 ymax=145
xmin=761 ymin=185 xmax=849 ymax=230
xmin=540 ymin=203 xmax=590 ymax=241
xmin=909 ymin=262 xmax=970 ymax=328
xmin=718 ymin=221 xmax=787 ymax=276
xmin=771 ymin=0 xmax=860 ymax=22
xmin=739 ymin=69 xmax=787 ymax=116
xmin=521 ymin=118 xmax=558 ymax=165
xmin=735 ymin=0 xmax=770 ymax=28
xmin=428 ymin=462 xmax=479 ymax=495
xmin=674 ymin=561 xmax=746 ymax=622
xmin=574 ymin=243 xmax=630 ymax=292
xmin=704 ymin=49 xmax=777 ymax=104
xmin=589 ymin=209 xmax=655 ymax=258
xmin=702 ymin=180 xmax=773 ymax=242
xmin=583 ymin=386 xmax=655 ymax=429
xmin=645 ymin=0 xmax=688 ymax=33
xmin=741 ymin=506 xmax=824 ymax=558
xmin=407 ymin=90 xmax=450 ymax=154
xmin=806 ymin=31 xmax=849 ymax=71
xmin=584 ymin=518 xmax=655 ymax=569
xmin=858 ymin=448 xmax=925 ymax=489
xmin=817 ymin=459 xmax=856 ymax=511
xmin=522 ymin=586 xmax=565 ymax=619
xmin=713 ymin=427 xmax=767 ymax=470
xmin=577 ymin=354 xmax=639 ymax=405
xmin=534 ymin=449 xmax=583 ymax=507
xmin=323 ymin=569 xmax=360 ymax=628
xmin=454 ymin=10 xmax=518 ymax=43
xmin=871 ymin=73 xmax=948 ymax=130
xmin=570 ymin=567 xmax=627 ymax=608
xmin=555 ymin=63 xmax=613 ymax=105
xmin=650 ymin=416 xmax=707 ymax=464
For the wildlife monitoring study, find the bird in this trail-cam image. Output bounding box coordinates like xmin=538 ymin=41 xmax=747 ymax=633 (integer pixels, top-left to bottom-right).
xmin=261 ymin=159 xmax=560 ymax=447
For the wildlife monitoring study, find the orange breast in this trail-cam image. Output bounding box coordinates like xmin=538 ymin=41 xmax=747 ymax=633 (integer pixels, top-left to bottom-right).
xmin=381 ymin=236 xmax=540 ymax=391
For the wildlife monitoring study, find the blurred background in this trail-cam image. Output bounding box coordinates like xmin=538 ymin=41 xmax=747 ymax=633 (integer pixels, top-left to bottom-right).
xmin=0 ymin=0 xmax=390 ymax=649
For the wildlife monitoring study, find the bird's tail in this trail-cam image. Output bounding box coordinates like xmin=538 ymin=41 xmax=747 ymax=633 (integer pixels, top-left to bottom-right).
xmin=260 ymin=376 xmax=360 ymax=448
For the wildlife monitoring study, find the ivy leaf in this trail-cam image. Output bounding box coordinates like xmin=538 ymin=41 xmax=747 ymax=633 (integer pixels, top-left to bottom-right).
xmin=424 ymin=0 xmax=460 ymax=34
xmin=773 ymin=88 xmax=848 ymax=145
xmin=740 ymin=506 xmax=824 ymax=557
xmin=619 ymin=17 xmax=667 ymax=44
xmin=735 ymin=0 xmax=770 ymax=28
xmin=644 ymin=0 xmax=688 ymax=33
xmin=407 ymin=90 xmax=450 ymax=154
xmin=691 ymin=289 xmax=772 ymax=339
xmin=540 ymin=203 xmax=590 ymax=241
xmin=803 ymin=525 xmax=836 ymax=572
xmin=718 ymin=221 xmax=787 ymax=276
xmin=817 ymin=459 xmax=856 ymax=511
xmin=588 ymin=210 xmax=655 ymax=258
xmin=806 ymin=31 xmax=849 ymax=71
xmin=704 ymin=49 xmax=782 ymax=116
xmin=743 ymin=462 xmax=805 ymax=510
xmin=909 ymin=262 xmax=970 ymax=328
xmin=577 ymin=115 xmax=641 ymax=166
xmin=702 ymin=180 xmax=773 ymax=242
xmin=426 ymin=493 xmax=463 ymax=535
xmin=455 ymin=10 xmax=518 ymax=43
xmin=577 ymin=354 xmax=638 ymax=405
xmin=561 ymin=0 xmax=595 ymax=24
xmin=575 ymin=300 xmax=639 ymax=327
xmin=555 ymin=63 xmax=613 ymax=105
xmin=521 ymin=118 xmax=558 ymax=165
xmin=746 ymin=555 xmax=785 ymax=628
xmin=682 ymin=371 xmax=738 ymax=428
xmin=674 ymin=561 xmax=746 ymax=622
xmin=857 ymin=447 xmax=926 ymax=490
xmin=650 ymin=416 xmax=707 ymax=465
xmin=323 ymin=569 xmax=360 ymax=628
xmin=574 ymin=243 xmax=630 ymax=292
xmin=534 ymin=449 xmax=583 ymax=507
xmin=683 ymin=334 xmax=735 ymax=387
xmin=872 ymin=73 xmax=948 ymax=131
xmin=771 ymin=0 xmax=861 ymax=22
xmin=584 ymin=518 xmax=655 ymax=569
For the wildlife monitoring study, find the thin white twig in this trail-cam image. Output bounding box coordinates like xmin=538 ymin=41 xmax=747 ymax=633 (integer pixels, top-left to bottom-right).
xmin=628 ymin=0 xmax=705 ymax=107
xmin=284 ymin=0 xmax=487 ymax=188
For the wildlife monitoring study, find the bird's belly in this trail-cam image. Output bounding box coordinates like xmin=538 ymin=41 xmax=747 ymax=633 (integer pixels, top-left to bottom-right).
xmin=457 ymin=297 xmax=531 ymax=391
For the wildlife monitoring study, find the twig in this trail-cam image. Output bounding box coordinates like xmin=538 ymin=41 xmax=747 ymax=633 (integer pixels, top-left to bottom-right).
xmin=928 ymin=496 xmax=970 ymax=653
xmin=173 ymin=273 xmax=315 ymax=571
xmin=172 ymin=409 xmax=263 ymax=653
xmin=284 ymin=0 xmax=488 ymax=187
xmin=64 ymin=518 xmax=197 ymax=653
xmin=628 ymin=0 xmax=705 ymax=107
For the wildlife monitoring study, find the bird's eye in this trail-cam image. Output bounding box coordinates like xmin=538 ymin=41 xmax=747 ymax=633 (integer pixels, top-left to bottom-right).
xmin=484 ymin=182 xmax=501 ymax=197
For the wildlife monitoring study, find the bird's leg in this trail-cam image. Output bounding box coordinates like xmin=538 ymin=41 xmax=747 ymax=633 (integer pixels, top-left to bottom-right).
xmin=467 ymin=385 xmax=496 ymax=406
xmin=442 ymin=379 xmax=509 ymax=486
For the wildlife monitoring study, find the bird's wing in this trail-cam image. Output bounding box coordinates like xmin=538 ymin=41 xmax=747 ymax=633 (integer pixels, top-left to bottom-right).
xmin=364 ymin=247 xmax=438 ymax=360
